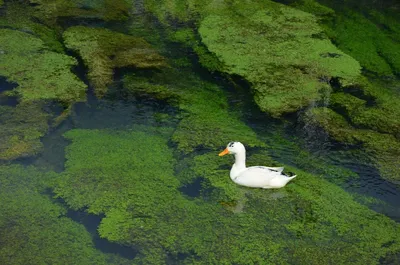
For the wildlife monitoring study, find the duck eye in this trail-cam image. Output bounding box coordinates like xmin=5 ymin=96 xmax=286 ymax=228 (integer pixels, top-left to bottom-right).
xmin=228 ymin=142 xmax=234 ymax=147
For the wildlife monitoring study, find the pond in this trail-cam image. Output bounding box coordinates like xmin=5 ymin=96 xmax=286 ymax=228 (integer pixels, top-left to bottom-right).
xmin=0 ymin=1 xmax=399 ymax=264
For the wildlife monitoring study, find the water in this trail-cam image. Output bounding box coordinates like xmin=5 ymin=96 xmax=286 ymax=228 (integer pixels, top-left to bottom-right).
xmin=1 ymin=2 xmax=400 ymax=264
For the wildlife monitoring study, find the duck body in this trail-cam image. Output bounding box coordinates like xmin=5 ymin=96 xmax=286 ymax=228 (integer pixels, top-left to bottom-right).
xmin=219 ymin=142 xmax=296 ymax=189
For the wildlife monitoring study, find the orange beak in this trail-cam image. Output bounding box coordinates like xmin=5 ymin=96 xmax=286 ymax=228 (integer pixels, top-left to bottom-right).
xmin=218 ymin=148 xmax=229 ymax=156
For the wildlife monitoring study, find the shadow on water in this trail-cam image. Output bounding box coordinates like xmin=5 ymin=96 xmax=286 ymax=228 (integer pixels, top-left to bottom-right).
xmin=66 ymin=209 xmax=138 ymax=260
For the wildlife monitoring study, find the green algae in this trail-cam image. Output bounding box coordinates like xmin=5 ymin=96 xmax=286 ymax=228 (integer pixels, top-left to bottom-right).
xmin=124 ymin=68 xmax=265 ymax=153
xmin=326 ymin=11 xmax=399 ymax=76
xmin=144 ymin=0 xmax=361 ymax=117
xmin=53 ymin=125 xmax=400 ymax=263
xmin=0 ymin=28 xmax=87 ymax=104
xmin=54 ymin=126 xmax=177 ymax=213
xmin=63 ymin=26 xmax=166 ymax=97
xmin=0 ymin=103 xmax=49 ymax=160
xmin=306 ymin=107 xmax=400 ymax=182
xmin=0 ymin=164 xmax=131 ymax=265
xmin=292 ymin=0 xmax=400 ymax=76
xmin=198 ymin=2 xmax=361 ymax=117
xmin=28 ymin=0 xmax=131 ymax=25
xmin=0 ymin=2 xmax=64 ymax=52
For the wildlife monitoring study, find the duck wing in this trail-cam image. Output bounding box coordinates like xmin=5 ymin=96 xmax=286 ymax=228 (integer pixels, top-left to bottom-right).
xmin=258 ymin=166 xmax=284 ymax=173
xmin=234 ymin=166 xmax=283 ymax=188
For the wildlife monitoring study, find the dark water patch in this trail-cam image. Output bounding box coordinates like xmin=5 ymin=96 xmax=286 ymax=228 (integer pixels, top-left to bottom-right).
xmin=179 ymin=177 xmax=204 ymax=198
xmin=33 ymin=119 xmax=73 ymax=172
xmin=342 ymin=85 xmax=376 ymax=107
xmin=57 ymin=17 xmax=107 ymax=30
xmin=42 ymin=100 xmax=67 ymax=119
xmin=381 ymin=252 xmax=400 ymax=265
xmin=72 ymin=95 xmax=178 ymax=130
xmin=66 ymin=209 xmax=138 ymax=260
xmin=0 ymin=77 xmax=18 ymax=107
xmin=167 ymin=250 xmax=200 ymax=265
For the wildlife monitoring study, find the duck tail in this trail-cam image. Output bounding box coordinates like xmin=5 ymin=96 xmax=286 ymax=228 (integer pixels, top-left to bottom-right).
xmin=286 ymin=175 xmax=296 ymax=183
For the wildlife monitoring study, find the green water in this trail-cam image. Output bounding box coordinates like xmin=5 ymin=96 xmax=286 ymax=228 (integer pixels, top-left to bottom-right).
xmin=1 ymin=0 xmax=400 ymax=264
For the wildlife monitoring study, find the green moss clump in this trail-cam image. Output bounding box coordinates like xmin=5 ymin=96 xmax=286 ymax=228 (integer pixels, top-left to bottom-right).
xmin=350 ymin=79 xmax=400 ymax=137
xmin=54 ymin=126 xmax=178 ymax=214
xmin=0 ymin=2 xmax=64 ymax=52
xmin=0 ymin=29 xmax=87 ymax=104
xmin=0 ymin=164 xmax=130 ymax=265
xmin=293 ymin=0 xmax=400 ymax=76
xmin=0 ymin=103 xmax=49 ymax=160
xmin=330 ymin=92 xmax=366 ymax=114
xmin=63 ymin=26 xmax=166 ymax=97
xmin=326 ymin=11 xmax=399 ymax=76
xmin=198 ymin=1 xmax=361 ymax=117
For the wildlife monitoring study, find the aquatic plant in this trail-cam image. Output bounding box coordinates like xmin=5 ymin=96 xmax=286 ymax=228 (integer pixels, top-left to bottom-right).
xmin=28 ymin=0 xmax=131 ymax=25
xmin=292 ymin=0 xmax=400 ymax=76
xmin=198 ymin=2 xmax=361 ymax=117
xmin=0 ymin=164 xmax=131 ymax=265
xmin=144 ymin=0 xmax=361 ymax=117
xmin=0 ymin=2 xmax=63 ymax=52
xmin=123 ymin=68 xmax=264 ymax=153
xmin=54 ymin=125 xmax=400 ymax=264
xmin=0 ymin=28 xmax=87 ymax=104
xmin=305 ymin=107 xmax=400 ymax=182
xmin=0 ymin=103 xmax=49 ymax=160
xmin=63 ymin=26 xmax=166 ymax=97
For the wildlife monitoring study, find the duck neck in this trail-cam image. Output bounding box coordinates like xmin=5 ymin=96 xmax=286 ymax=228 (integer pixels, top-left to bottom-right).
xmin=231 ymin=151 xmax=246 ymax=178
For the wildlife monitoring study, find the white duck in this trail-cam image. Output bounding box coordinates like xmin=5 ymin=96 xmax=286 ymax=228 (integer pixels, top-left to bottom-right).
xmin=219 ymin=142 xmax=296 ymax=189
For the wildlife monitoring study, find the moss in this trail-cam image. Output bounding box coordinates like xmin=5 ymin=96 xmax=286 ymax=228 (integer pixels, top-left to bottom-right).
xmin=326 ymin=11 xmax=398 ymax=76
xmin=54 ymin=126 xmax=177 ymax=213
xmin=0 ymin=2 xmax=64 ymax=52
xmin=350 ymin=79 xmax=400 ymax=137
xmin=295 ymin=0 xmax=400 ymax=76
xmin=0 ymin=164 xmax=129 ymax=265
xmin=0 ymin=29 xmax=87 ymax=103
xmin=198 ymin=1 xmax=361 ymax=117
xmin=0 ymin=103 xmax=49 ymax=160
xmin=329 ymin=78 xmax=400 ymax=139
xmin=63 ymin=26 xmax=166 ymax=97
xmin=330 ymin=92 xmax=366 ymax=114
xmin=305 ymin=107 xmax=356 ymax=143
xmin=54 ymin=126 xmax=400 ymax=263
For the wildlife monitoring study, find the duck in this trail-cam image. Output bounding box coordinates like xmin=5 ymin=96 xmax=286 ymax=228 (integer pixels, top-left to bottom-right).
xmin=219 ymin=142 xmax=296 ymax=189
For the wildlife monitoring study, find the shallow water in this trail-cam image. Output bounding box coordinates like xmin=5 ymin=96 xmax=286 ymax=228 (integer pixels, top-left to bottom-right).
xmin=2 ymin=2 xmax=400 ymax=264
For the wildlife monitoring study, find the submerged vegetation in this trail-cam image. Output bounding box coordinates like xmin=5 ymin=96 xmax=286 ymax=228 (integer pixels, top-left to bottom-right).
xmin=0 ymin=102 xmax=49 ymax=160
xmin=0 ymin=0 xmax=400 ymax=264
xmin=0 ymin=28 xmax=86 ymax=103
xmin=52 ymin=124 xmax=400 ymax=264
xmin=0 ymin=164 xmax=132 ymax=265
xmin=63 ymin=26 xmax=166 ymax=97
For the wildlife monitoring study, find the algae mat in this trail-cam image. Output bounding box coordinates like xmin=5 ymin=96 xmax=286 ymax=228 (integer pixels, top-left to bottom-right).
xmin=49 ymin=126 xmax=400 ymax=264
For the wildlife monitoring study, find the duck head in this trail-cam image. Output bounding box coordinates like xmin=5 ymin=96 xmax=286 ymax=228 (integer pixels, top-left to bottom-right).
xmin=219 ymin=142 xmax=246 ymax=156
